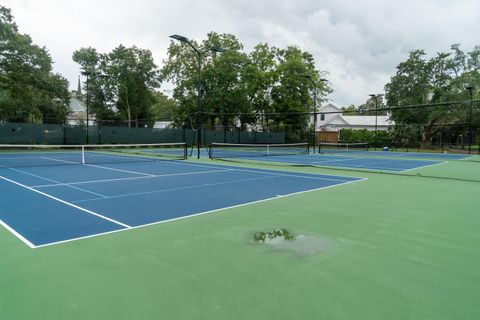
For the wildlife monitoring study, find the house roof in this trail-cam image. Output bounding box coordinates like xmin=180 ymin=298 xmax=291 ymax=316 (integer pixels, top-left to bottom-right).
xmin=69 ymin=97 xmax=85 ymax=113
xmin=342 ymin=116 xmax=394 ymax=126
xmin=318 ymin=103 xmax=340 ymax=112
xmin=322 ymin=114 xmax=349 ymax=126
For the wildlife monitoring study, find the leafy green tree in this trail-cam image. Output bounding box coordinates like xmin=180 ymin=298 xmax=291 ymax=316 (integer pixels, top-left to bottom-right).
xmin=162 ymin=34 xmax=331 ymax=135
xmin=0 ymin=5 xmax=70 ymax=123
xmin=73 ymin=45 xmax=160 ymax=126
xmin=243 ymin=44 xmax=279 ymax=129
xmin=162 ymin=32 xmax=250 ymax=129
xmin=106 ymin=45 xmax=159 ymax=127
xmin=72 ymin=47 xmax=116 ymax=120
xmin=150 ymin=91 xmax=178 ymax=120
xmin=385 ymin=44 xmax=480 ymax=145
xmin=270 ymin=47 xmax=319 ymax=131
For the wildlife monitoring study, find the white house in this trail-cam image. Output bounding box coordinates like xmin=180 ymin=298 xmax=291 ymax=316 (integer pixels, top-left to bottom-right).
xmin=153 ymin=121 xmax=173 ymax=129
xmin=313 ymin=104 xmax=394 ymax=132
xmin=310 ymin=103 xmax=394 ymax=142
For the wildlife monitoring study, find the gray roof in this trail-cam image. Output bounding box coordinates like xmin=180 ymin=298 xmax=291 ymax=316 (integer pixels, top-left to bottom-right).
xmin=69 ymin=97 xmax=85 ymax=112
xmin=342 ymin=116 xmax=394 ymax=126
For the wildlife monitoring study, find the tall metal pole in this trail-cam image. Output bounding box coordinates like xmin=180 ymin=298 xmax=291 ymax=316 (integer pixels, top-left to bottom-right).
xmin=169 ymin=35 xmax=225 ymax=159
xmin=196 ymin=52 xmax=202 ymax=159
xmin=369 ymin=94 xmax=379 ymax=149
xmin=86 ymin=73 xmax=90 ymax=144
xmin=313 ymin=86 xmax=317 ymax=154
xmin=466 ymin=86 xmax=474 ymax=154
xmin=302 ymin=76 xmax=327 ymax=154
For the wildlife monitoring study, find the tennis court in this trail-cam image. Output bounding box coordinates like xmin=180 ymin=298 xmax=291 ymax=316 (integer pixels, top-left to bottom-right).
xmin=1 ymin=142 xmax=479 ymax=320
xmin=208 ymin=142 xmax=451 ymax=171
xmin=0 ymin=144 xmax=363 ymax=247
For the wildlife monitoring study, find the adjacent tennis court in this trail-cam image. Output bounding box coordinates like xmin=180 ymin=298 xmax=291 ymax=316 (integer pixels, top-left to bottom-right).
xmin=0 ymin=145 xmax=364 ymax=247
xmin=208 ymin=142 xmax=450 ymax=171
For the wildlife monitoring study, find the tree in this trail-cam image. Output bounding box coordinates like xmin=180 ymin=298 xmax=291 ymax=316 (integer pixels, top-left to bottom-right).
xmin=161 ymin=33 xmax=331 ymax=135
xmin=385 ymin=44 xmax=480 ymax=146
xmin=161 ymin=32 xmax=251 ymax=129
xmin=270 ymin=47 xmax=325 ymax=129
xmin=0 ymin=5 xmax=70 ymax=123
xmin=243 ymin=44 xmax=279 ymax=129
xmin=150 ymin=91 xmax=178 ymax=120
xmin=73 ymin=45 xmax=160 ymax=126
xmin=106 ymin=45 xmax=159 ymax=127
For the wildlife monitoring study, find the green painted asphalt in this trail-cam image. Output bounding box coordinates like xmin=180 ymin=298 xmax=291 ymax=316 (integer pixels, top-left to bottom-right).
xmin=0 ymin=160 xmax=479 ymax=320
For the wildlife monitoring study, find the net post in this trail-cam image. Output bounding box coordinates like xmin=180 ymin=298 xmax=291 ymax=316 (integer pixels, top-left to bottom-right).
xmin=81 ymin=145 xmax=85 ymax=164
xmin=267 ymin=145 xmax=270 ymax=156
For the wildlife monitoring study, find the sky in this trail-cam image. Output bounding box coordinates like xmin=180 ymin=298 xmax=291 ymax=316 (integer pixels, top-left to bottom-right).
xmin=3 ymin=0 xmax=480 ymax=107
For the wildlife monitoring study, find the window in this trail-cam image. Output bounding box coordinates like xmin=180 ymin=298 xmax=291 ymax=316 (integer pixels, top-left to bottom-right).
xmin=320 ymin=114 xmax=325 ymax=121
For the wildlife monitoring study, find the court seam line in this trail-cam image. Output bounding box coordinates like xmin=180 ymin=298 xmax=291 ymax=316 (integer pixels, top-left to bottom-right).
xmin=0 ymin=175 xmax=131 ymax=229
xmin=33 ymin=177 xmax=367 ymax=249
xmin=30 ymin=169 xmax=235 ymax=188
xmin=71 ymin=175 xmax=280 ymax=203
xmin=0 ymin=219 xmax=36 ymax=248
xmin=2 ymin=166 xmax=109 ymax=199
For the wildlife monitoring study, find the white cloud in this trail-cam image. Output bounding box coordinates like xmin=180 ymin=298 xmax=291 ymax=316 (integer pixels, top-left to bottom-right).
xmin=3 ymin=0 xmax=480 ymax=106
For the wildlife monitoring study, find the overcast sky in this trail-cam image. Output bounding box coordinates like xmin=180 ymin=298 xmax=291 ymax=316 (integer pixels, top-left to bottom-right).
xmin=4 ymin=0 xmax=480 ymax=106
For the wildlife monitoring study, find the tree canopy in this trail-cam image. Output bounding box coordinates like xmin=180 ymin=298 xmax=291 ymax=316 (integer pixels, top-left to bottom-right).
xmin=73 ymin=45 xmax=160 ymax=127
xmin=0 ymin=5 xmax=70 ymax=123
xmin=384 ymin=44 xmax=480 ymax=145
xmin=161 ymin=32 xmax=331 ymax=131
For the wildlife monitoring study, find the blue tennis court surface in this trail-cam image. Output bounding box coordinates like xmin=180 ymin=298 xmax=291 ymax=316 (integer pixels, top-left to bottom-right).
xmin=219 ymin=153 xmax=445 ymax=171
xmin=0 ymin=160 xmax=364 ymax=248
xmin=320 ymin=149 xmax=473 ymax=160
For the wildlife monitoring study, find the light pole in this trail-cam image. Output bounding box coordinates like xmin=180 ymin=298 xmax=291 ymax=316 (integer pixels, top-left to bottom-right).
xmin=302 ymin=75 xmax=327 ymax=153
xmin=369 ymin=94 xmax=380 ymax=149
xmin=82 ymin=71 xmax=92 ymax=144
xmin=466 ymin=85 xmax=475 ymax=154
xmin=170 ymin=35 xmax=226 ymax=158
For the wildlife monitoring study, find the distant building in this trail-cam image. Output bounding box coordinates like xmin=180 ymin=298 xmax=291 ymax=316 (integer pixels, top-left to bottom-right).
xmin=311 ymin=103 xmax=394 ymax=142
xmin=68 ymin=77 xmax=95 ymax=125
xmin=153 ymin=121 xmax=173 ymax=129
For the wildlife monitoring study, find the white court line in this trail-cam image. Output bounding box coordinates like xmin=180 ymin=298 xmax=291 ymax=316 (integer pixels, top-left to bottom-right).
xmin=85 ymin=164 xmax=156 ymax=177
xmin=400 ymin=161 xmax=449 ymax=172
xmin=259 ymin=154 xmax=445 ymax=172
xmin=3 ymin=166 xmax=109 ymax=199
xmin=228 ymin=167 xmax=354 ymax=182
xmin=30 ymin=169 xmax=234 ymax=188
xmin=72 ymin=175 xmax=279 ymax=203
xmin=270 ymin=158 xmax=433 ymax=172
xmin=33 ymin=177 xmax=367 ymax=249
xmin=0 ymin=175 xmax=131 ymax=229
xmin=0 ymin=219 xmax=36 ymax=249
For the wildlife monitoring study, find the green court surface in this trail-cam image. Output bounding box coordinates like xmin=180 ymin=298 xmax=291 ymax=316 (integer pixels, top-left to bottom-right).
xmin=1 ymin=159 xmax=479 ymax=320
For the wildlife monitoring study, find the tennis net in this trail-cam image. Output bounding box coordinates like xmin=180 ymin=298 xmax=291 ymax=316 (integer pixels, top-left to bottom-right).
xmin=0 ymin=143 xmax=188 ymax=168
xmin=209 ymin=142 xmax=309 ymax=159
xmin=318 ymin=142 xmax=369 ymax=154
